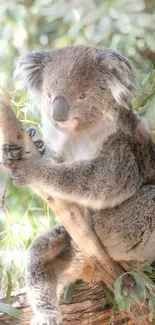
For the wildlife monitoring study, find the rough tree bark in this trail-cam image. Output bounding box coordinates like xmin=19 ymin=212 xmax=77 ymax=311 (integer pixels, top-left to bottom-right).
xmin=0 ymin=283 xmax=133 ymax=325
xmin=0 ymin=99 xmax=151 ymax=325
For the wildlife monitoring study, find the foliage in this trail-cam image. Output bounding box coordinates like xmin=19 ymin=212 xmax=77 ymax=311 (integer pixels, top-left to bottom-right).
xmin=0 ymin=0 xmax=155 ymax=317
xmin=0 ymin=302 xmax=21 ymax=319
xmin=114 ymin=262 xmax=155 ymax=322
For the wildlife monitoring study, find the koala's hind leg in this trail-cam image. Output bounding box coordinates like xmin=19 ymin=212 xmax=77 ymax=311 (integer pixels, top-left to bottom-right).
xmin=26 ymin=224 xmax=84 ymax=325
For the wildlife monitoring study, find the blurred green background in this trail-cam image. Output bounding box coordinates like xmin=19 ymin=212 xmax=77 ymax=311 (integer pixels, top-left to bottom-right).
xmin=0 ymin=0 xmax=155 ymax=297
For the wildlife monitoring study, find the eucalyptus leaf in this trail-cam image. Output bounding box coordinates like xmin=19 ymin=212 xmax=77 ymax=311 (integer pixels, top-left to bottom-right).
xmin=138 ymin=315 xmax=147 ymax=322
xmin=114 ymin=277 xmax=126 ymax=311
xmin=141 ymin=265 xmax=153 ymax=274
xmin=101 ymin=282 xmax=114 ymax=304
xmin=4 ymin=271 xmax=12 ymax=302
xmin=132 ymin=271 xmax=146 ymax=287
xmin=0 ymin=302 xmax=22 ymax=318
xmin=63 ymin=282 xmax=76 ymax=303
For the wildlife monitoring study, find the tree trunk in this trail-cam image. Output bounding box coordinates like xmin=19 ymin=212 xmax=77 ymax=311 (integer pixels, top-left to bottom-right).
xmin=0 ymin=283 xmax=133 ymax=325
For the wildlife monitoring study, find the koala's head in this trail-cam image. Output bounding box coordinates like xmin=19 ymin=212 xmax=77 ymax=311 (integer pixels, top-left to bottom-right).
xmin=15 ymin=45 xmax=137 ymax=132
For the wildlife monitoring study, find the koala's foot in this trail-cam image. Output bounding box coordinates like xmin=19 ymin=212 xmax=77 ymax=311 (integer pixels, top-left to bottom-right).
xmin=121 ymin=274 xmax=136 ymax=297
xmin=31 ymin=313 xmax=62 ymax=325
xmin=27 ymin=127 xmax=45 ymax=154
xmin=29 ymin=224 xmax=71 ymax=262
xmin=47 ymin=224 xmax=71 ymax=256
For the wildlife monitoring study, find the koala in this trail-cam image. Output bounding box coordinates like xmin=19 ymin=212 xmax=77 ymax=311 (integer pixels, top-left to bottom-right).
xmin=2 ymin=45 xmax=155 ymax=325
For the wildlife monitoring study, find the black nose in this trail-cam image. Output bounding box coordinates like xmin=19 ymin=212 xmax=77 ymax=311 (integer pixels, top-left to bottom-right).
xmin=52 ymin=97 xmax=69 ymax=122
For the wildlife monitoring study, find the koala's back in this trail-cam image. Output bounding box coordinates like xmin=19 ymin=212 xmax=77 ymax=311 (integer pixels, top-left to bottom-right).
xmin=93 ymin=185 xmax=155 ymax=262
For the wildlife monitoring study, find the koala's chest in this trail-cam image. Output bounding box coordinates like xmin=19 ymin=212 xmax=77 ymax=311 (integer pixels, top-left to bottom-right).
xmin=64 ymin=138 xmax=99 ymax=161
xmin=43 ymin=125 xmax=99 ymax=161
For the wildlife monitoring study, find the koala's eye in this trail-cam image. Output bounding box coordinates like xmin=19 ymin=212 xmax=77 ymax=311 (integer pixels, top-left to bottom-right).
xmin=79 ymin=93 xmax=86 ymax=100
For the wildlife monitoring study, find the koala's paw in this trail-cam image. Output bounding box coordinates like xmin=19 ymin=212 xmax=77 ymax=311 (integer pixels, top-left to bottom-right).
xmin=52 ymin=224 xmax=70 ymax=242
xmin=48 ymin=224 xmax=71 ymax=255
xmin=52 ymin=224 xmax=68 ymax=237
xmin=2 ymin=143 xmax=25 ymax=168
xmin=31 ymin=314 xmax=62 ymax=325
xmin=27 ymin=127 xmax=45 ymax=154
xmin=2 ymin=142 xmax=37 ymax=186
xmin=121 ymin=274 xmax=136 ymax=297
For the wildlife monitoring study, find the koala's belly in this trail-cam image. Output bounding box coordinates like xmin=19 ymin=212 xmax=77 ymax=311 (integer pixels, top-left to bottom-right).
xmin=93 ymin=185 xmax=155 ymax=262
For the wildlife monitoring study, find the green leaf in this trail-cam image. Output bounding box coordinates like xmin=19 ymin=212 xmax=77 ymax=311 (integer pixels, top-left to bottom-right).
xmin=0 ymin=302 xmax=22 ymax=318
xmin=101 ymin=299 xmax=109 ymax=310
xmin=124 ymin=295 xmax=131 ymax=311
xmin=27 ymin=210 xmax=38 ymax=229
xmin=132 ymin=271 xmax=146 ymax=287
xmin=114 ymin=277 xmax=122 ymax=297
xmin=101 ymin=282 xmax=114 ymax=304
xmin=138 ymin=315 xmax=147 ymax=322
xmin=149 ymin=307 xmax=154 ymax=323
xmin=142 ymin=272 xmax=155 ymax=286
xmin=149 ymin=295 xmax=155 ymax=312
xmin=114 ymin=277 xmax=125 ymax=311
xmin=141 ymin=72 xmax=152 ymax=87
xmin=63 ymin=282 xmax=76 ymax=303
xmin=140 ymin=260 xmax=152 ymax=268
xmin=129 ymin=290 xmax=142 ymax=304
xmin=4 ymin=271 xmax=12 ymax=302
xmin=134 ymin=283 xmax=148 ymax=302
xmin=0 ymin=267 xmax=12 ymax=302
xmin=25 ymin=231 xmax=38 ymax=249
xmin=142 ymin=265 xmax=153 ymax=273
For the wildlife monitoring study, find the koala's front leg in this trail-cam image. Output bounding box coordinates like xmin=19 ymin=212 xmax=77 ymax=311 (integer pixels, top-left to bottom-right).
xmin=2 ymin=139 xmax=139 ymax=208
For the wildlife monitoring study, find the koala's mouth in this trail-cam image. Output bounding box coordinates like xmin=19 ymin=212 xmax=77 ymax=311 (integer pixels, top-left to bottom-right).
xmin=57 ymin=117 xmax=78 ymax=129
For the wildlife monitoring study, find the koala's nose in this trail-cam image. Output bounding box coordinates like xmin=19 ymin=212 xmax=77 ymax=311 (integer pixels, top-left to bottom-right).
xmin=52 ymin=97 xmax=69 ymax=122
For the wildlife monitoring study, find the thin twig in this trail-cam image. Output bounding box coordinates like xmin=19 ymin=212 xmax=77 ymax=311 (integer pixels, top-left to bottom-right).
xmin=1 ymin=177 xmax=10 ymax=210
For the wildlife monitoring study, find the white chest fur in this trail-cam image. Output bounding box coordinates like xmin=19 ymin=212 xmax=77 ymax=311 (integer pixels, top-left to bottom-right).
xmin=42 ymin=116 xmax=106 ymax=161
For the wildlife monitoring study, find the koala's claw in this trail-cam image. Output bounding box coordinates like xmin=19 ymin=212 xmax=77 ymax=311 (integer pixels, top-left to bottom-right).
xmin=27 ymin=127 xmax=36 ymax=138
xmin=121 ymin=274 xmax=136 ymax=297
xmin=34 ymin=139 xmax=45 ymax=154
xmin=52 ymin=224 xmax=70 ymax=242
xmin=27 ymin=127 xmax=45 ymax=154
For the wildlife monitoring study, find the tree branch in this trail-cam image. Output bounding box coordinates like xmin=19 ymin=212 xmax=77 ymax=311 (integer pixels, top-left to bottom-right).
xmin=0 ymin=283 xmax=133 ymax=325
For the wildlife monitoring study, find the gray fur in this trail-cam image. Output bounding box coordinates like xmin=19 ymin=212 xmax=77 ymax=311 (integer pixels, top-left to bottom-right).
xmin=15 ymin=45 xmax=137 ymax=108
xmin=3 ymin=45 xmax=155 ymax=324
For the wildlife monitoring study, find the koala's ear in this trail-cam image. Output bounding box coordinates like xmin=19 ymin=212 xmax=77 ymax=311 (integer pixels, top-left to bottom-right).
xmin=97 ymin=49 xmax=138 ymax=108
xmin=14 ymin=50 xmax=52 ymax=95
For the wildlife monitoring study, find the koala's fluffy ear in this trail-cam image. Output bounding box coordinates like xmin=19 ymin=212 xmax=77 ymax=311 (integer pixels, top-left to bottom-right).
xmin=97 ymin=49 xmax=138 ymax=108
xmin=14 ymin=50 xmax=52 ymax=95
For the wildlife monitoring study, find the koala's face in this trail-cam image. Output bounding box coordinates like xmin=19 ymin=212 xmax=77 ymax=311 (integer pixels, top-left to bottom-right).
xmin=15 ymin=45 xmax=137 ymax=132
